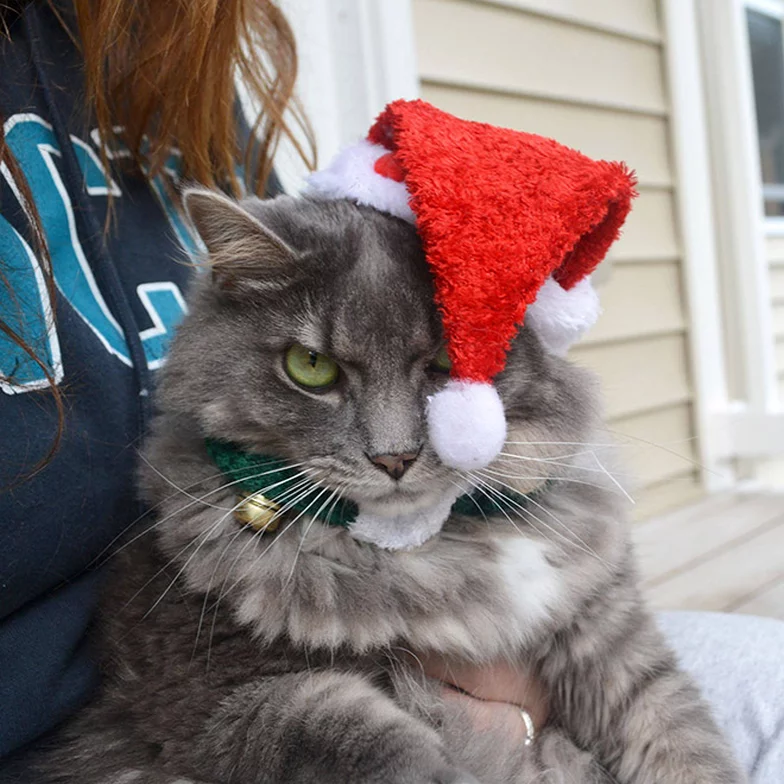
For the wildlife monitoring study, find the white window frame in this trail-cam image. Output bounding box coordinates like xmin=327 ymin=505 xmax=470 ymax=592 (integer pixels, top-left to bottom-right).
xmin=744 ymin=0 xmax=784 ymax=235
xmin=692 ymin=0 xmax=784 ymax=468
xmin=661 ymin=0 xmax=735 ymax=489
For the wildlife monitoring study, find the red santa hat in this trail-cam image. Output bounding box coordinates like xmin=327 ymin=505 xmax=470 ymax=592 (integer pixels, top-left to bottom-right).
xmin=306 ymin=99 xmax=636 ymax=472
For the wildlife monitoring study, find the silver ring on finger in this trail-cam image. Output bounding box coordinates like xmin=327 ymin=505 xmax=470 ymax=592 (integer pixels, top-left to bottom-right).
xmin=519 ymin=707 xmax=536 ymax=746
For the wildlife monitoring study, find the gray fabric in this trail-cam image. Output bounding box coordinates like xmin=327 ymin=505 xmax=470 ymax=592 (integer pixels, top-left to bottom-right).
xmin=659 ymin=611 xmax=784 ymax=783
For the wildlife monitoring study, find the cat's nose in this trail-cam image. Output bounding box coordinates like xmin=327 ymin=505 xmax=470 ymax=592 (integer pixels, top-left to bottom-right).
xmin=368 ymin=450 xmax=420 ymax=480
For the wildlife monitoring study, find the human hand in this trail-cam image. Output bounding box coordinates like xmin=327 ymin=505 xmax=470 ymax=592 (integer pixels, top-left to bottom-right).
xmin=415 ymin=652 xmax=549 ymax=744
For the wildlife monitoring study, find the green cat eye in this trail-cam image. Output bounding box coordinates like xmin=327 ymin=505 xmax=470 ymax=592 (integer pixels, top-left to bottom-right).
xmin=285 ymin=344 xmax=340 ymax=390
xmin=430 ymin=345 xmax=452 ymax=373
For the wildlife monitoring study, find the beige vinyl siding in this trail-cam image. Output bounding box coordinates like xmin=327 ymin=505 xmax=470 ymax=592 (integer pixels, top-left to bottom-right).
xmin=613 ymin=405 xmax=702 ymax=520
xmin=474 ymin=0 xmax=661 ymax=42
xmin=582 ymin=263 xmax=685 ymax=344
xmin=571 ymin=334 xmax=691 ymax=419
xmin=773 ymin=305 xmax=784 ymax=337
xmin=767 ymin=237 xmax=784 ymax=264
xmin=611 ymin=191 xmax=679 ymax=261
xmin=771 ymin=267 xmax=784 ymax=300
xmin=768 ymin=238 xmax=784 ymax=405
xmin=414 ymin=0 xmax=700 ymax=517
xmin=415 ymin=0 xmax=666 ymax=112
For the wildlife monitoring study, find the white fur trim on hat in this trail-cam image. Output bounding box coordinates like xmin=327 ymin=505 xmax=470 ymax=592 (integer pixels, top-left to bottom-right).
xmin=427 ymin=380 xmax=507 ymax=471
xmin=526 ymin=276 xmax=601 ymax=356
xmin=305 ymin=139 xmax=415 ymax=223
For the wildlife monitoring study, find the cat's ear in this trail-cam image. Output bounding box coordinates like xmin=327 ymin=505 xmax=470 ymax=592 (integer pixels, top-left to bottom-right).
xmin=183 ymin=188 xmax=299 ymax=292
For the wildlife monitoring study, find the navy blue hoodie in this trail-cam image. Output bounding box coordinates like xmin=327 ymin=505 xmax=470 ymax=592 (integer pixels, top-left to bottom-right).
xmin=0 ymin=2 xmax=278 ymax=765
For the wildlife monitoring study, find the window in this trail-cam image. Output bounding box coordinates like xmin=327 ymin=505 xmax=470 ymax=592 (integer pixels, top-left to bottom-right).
xmin=747 ymin=4 xmax=784 ymax=216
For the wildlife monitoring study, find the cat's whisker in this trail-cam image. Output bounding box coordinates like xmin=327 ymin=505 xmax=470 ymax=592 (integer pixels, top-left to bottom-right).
xmin=494 ymin=452 xmax=630 ymax=479
xmin=210 ymin=477 xmax=325 ymax=596
xmin=192 ymin=475 xmax=318 ymax=660
xmin=157 ymin=477 xmax=320 ymax=643
xmin=128 ymin=471 xmax=318 ymax=624
xmin=494 ymin=451 xmax=636 ymax=503
xmin=458 ymin=475 xmax=531 ymax=543
xmin=479 ymin=466 xmax=618 ymax=494
xmin=141 ymin=491 xmax=262 ymax=621
xmin=501 ymin=447 xmax=603 ymax=461
xmin=466 ymin=472 xmax=612 ymax=569
xmin=136 ymin=452 xmax=230 ymax=511
xmin=282 ymin=487 xmax=340 ymax=589
xmin=104 ymin=471 xmax=316 ymax=578
xmin=93 ymin=462 xmax=312 ymax=566
xmin=89 ymin=467 xmax=251 ymax=567
xmin=470 ymin=475 xmax=579 ymax=556
xmin=203 ymin=483 xmax=336 ymax=663
xmin=519 ymin=493 xmax=614 ymax=573
xmin=504 ymin=432 xmax=715 ymax=478
xmin=587 ymin=451 xmax=635 ymax=505
xmin=499 ymin=444 xmax=637 ymax=504
xmin=205 ymin=481 xmax=331 ymax=663
xmin=198 ymin=473 xmax=324 ymax=606
xmin=597 ymin=426 xmax=720 ymax=476
xmin=324 ymin=489 xmax=346 ymax=527
xmin=220 ymin=481 xmax=331 ymax=598
xmin=447 ymin=478 xmax=490 ymax=525
xmin=121 ymin=511 xmax=230 ymax=617
xmin=502 ymin=440 xmax=619 ymax=448
xmin=313 ymin=481 xmax=353 ymax=563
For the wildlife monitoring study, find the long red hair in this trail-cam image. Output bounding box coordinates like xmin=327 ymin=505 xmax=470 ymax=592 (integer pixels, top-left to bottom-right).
xmin=1 ymin=0 xmax=315 ymax=482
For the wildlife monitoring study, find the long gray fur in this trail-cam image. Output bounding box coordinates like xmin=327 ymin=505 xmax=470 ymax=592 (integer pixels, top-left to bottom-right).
xmin=37 ymin=194 xmax=745 ymax=784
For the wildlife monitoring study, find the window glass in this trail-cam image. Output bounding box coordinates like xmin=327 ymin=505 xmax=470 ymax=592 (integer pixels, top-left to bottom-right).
xmin=748 ymin=8 xmax=784 ymax=217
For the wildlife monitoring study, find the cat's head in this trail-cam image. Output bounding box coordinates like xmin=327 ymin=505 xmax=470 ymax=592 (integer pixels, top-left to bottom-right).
xmin=137 ymin=192 xmax=622 ymax=652
xmin=151 ymin=192 xmax=599 ymax=544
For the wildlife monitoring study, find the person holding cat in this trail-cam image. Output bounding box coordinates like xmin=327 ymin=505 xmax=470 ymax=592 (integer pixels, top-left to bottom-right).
xmin=0 ymin=1 xmax=782 ymax=783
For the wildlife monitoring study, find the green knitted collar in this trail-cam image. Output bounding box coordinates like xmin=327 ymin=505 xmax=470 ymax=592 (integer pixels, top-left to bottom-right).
xmin=205 ymin=438 xmax=548 ymax=529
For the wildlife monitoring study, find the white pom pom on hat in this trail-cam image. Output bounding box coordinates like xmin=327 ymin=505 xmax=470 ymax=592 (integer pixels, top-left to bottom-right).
xmin=426 ymin=381 xmax=507 ymax=471
xmin=526 ymin=277 xmax=602 ymax=357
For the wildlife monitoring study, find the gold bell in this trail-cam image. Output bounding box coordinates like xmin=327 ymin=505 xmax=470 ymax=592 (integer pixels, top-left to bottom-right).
xmin=234 ymin=492 xmax=282 ymax=532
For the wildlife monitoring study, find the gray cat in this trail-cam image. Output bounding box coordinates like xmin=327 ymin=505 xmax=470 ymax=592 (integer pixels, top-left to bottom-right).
xmin=39 ymin=191 xmax=745 ymax=784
